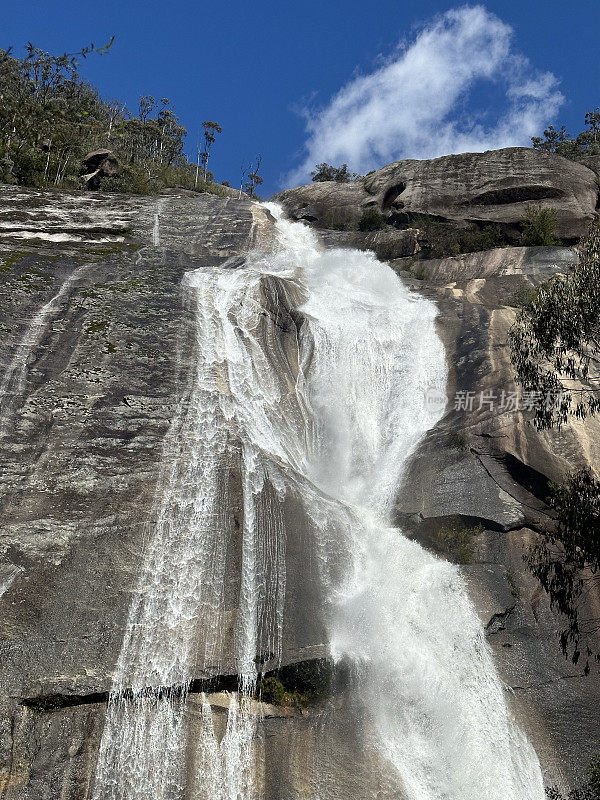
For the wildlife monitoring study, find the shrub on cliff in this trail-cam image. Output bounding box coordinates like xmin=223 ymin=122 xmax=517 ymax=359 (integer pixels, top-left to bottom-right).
xmin=415 ymin=216 xmax=507 ymax=257
xmin=258 ymin=677 xmax=286 ymax=705
xmin=429 ymin=522 xmax=483 ymax=564
xmin=521 ymin=204 xmax=560 ymax=246
xmin=509 ymin=222 xmax=600 ymax=672
xmin=358 ymin=207 xmax=385 ymax=231
xmin=532 ymin=108 xmax=600 ymax=161
xmin=546 ymin=748 xmax=600 ymax=798
xmin=528 ymin=470 xmax=600 ymax=672
xmin=311 ymin=162 xmax=356 ymax=182
xmin=509 ymin=221 xmax=600 ymax=429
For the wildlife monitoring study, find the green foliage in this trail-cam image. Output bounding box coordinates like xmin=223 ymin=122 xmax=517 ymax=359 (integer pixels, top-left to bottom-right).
xmin=506 ymin=571 xmax=520 ymax=599
xmin=311 ymin=162 xmax=359 ymax=182
xmin=528 ymin=469 xmax=600 ymax=672
xmin=509 ymin=222 xmax=600 ymax=430
xmin=532 ymin=108 xmax=600 ymax=161
xmin=0 ymin=251 xmax=26 ymax=271
xmin=411 ymin=262 xmax=429 ymax=281
xmin=546 ymin=785 xmax=594 ymax=800
xmin=413 ymin=216 xmax=507 ymax=257
xmin=509 ymin=280 xmax=539 ymax=309
xmin=256 ymin=660 xmax=334 ymax=707
xmin=199 ymin=120 xmax=222 ymax=182
xmin=283 ymin=660 xmax=332 ymax=702
xmin=589 ymin=752 xmax=600 ymax=795
xmin=97 ymin=166 xmax=154 ymax=195
xmin=324 ymin=210 xmax=349 ymax=231
xmin=96 ymin=163 xmax=228 ymax=197
xmin=447 ymin=428 xmax=469 ymax=450
xmin=510 ymin=223 xmax=600 ymax=673
xmin=257 ymin=677 xmax=285 ymax=705
xmin=458 ymin=223 xmax=507 ymax=254
xmin=0 ymin=43 xmax=227 ymax=194
xmin=521 ymin=204 xmax=560 ymax=246
xmin=85 ymin=319 xmax=109 ymax=334
xmin=15 ymin=268 xmax=52 ymax=291
xmin=358 ymin=207 xmax=385 ymax=231
xmin=430 ymin=522 xmax=483 ymax=564
xmin=243 ymin=155 xmax=263 ymax=197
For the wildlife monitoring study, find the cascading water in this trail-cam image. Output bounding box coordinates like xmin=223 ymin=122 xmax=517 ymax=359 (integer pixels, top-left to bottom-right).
xmin=0 ymin=264 xmax=90 ymax=436
xmin=93 ymin=203 xmax=545 ymax=799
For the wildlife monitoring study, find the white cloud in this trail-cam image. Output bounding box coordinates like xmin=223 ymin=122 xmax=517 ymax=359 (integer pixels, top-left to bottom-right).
xmin=288 ymin=5 xmax=563 ymax=185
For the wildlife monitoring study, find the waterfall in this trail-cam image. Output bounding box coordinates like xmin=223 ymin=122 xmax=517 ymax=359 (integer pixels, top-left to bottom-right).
xmin=153 ymin=198 xmax=167 ymax=247
xmin=0 ymin=264 xmax=90 ymax=436
xmin=92 ymin=203 xmax=545 ymax=799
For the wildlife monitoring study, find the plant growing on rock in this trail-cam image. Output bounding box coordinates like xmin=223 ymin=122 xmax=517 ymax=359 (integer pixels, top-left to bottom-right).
xmin=446 ymin=428 xmax=469 ymax=450
xmin=528 ymin=470 xmax=600 ymax=673
xmin=257 ymin=676 xmax=286 ymax=705
xmin=430 ymin=522 xmax=483 ymax=565
xmin=509 ymin=280 xmax=539 ymax=309
xmin=411 ymin=216 xmax=507 ymax=257
xmin=198 ymin=120 xmax=222 ymax=185
xmin=324 ymin=210 xmax=348 ymax=230
xmin=257 ymin=660 xmax=335 ymax=706
xmin=509 ymin=222 xmax=600 ymax=429
xmin=243 ymin=155 xmax=263 ymax=198
xmin=411 ymin=262 xmax=429 ymax=281
xmin=0 ymin=41 xmax=227 ymax=194
xmin=521 ymin=204 xmax=560 ymax=246
xmin=358 ymin=207 xmax=385 ymax=231
xmin=509 ymin=221 xmax=600 ymax=672
xmin=311 ymin=162 xmax=357 ymax=182
xmin=532 ymin=107 xmax=600 ymax=160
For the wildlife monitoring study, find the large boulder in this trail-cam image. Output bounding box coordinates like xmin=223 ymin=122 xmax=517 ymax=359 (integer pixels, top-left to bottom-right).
xmin=274 ymin=147 xmax=599 ymax=244
xmin=80 ymin=149 xmax=120 ymax=190
xmin=579 ymin=154 xmax=600 ymax=175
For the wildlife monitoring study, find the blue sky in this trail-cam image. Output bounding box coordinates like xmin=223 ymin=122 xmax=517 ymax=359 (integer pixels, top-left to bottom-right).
xmin=3 ymin=0 xmax=599 ymax=196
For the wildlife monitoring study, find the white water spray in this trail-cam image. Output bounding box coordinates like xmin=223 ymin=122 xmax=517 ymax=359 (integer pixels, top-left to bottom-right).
xmin=93 ymin=203 xmax=545 ymax=799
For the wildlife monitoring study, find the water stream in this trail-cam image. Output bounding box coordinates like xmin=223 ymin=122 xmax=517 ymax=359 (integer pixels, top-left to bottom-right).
xmin=93 ymin=204 xmax=545 ymax=799
xmin=0 ymin=264 xmax=90 ymax=437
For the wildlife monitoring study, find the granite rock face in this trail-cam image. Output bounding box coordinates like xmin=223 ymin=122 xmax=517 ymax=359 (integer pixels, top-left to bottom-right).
xmin=278 ymin=153 xmax=600 ymax=789
xmin=0 ymin=187 xmax=376 ymax=800
xmin=0 ymin=173 xmax=599 ymax=798
xmin=391 ymin=243 xmax=600 ymax=790
xmin=579 ymin=154 xmax=600 ymax=175
xmin=275 ymin=147 xmax=599 ymax=245
xmin=0 ymin=189 xmax=271 ymax=798
xmin=0 ymin=190 xmax=260 ymax=704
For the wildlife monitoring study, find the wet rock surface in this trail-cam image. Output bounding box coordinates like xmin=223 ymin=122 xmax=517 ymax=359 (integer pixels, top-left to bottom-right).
xmin=391 ymin=243 xmax=600 ymax=789
xmin=1 ymin=173 xmax=599 ymax=797
xmin=278 ymin=150 xmax=600 ymax=788
xmin=0 ymin=188 xmax=257 ymax=798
